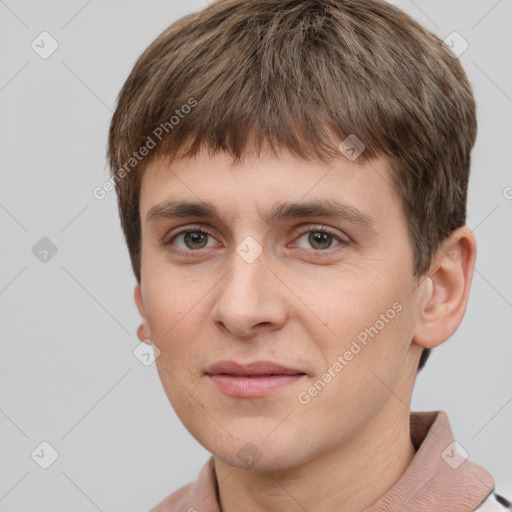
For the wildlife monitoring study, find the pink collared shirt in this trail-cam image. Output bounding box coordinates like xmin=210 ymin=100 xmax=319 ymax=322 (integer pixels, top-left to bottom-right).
xmin=149 ymin=411 xmax=509 ymax=512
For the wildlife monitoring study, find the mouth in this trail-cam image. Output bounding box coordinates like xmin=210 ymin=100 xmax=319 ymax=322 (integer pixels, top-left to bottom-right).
xmin=205 ymin=360 xmax=307 ymax=398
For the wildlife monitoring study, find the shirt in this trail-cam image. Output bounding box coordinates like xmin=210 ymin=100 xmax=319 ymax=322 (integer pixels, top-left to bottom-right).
xmin=149 ymin=410 xmax=511 ymax=512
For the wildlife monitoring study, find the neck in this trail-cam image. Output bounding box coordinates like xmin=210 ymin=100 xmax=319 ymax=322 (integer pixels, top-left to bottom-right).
xmin=214 ymin=403 xmax=416 ymax=512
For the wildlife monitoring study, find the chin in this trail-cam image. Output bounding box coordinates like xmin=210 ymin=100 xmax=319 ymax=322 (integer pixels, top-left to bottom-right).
xmin=212 ymin=446 xmax=306 ymax=473
xmin=200 ymin=427 xmax=313 ymax=473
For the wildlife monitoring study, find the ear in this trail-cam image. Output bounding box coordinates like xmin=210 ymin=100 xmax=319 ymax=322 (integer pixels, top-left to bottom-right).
xmin=134 ymin=282 xmax=152 ymax=345
xmin=413 ymin=226 xmax=477 ymax=350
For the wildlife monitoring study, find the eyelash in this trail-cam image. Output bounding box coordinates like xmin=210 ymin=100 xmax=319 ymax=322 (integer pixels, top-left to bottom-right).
xmin=162 ymin=224 xmax=349 ymax=257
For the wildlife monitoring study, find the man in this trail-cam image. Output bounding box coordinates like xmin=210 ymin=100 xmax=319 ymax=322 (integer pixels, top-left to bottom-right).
xmin=107 ymin=0 xmax=510 ymax=510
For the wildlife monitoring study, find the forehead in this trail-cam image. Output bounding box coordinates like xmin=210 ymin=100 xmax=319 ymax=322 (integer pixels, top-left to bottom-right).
xmin=138 ymin=147 xmax=399 ymax=228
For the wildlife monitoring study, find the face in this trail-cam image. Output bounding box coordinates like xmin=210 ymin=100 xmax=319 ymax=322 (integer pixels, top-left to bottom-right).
xmin=135 ymin=146 xmax=426 ymax=471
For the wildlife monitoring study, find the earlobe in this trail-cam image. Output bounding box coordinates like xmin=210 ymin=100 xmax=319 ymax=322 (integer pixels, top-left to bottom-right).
xmin=137 ymin=322 xmax=152 ymax=345
xmin=413 ymin=226 xmax=476 ymax=350
xmin=134 ymin=283 xmax=152 ymax=344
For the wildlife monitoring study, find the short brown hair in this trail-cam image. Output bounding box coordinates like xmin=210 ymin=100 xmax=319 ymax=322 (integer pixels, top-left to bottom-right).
xmin=107 ymin=0 xmax=477 ymax=371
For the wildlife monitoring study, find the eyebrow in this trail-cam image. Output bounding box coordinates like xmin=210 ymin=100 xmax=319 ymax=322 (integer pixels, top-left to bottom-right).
xmin=146 ymin=198 xmax=376 ymax=231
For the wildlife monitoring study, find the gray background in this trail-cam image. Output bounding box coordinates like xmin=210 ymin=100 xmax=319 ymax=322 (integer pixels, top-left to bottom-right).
xmin=0 ymin=0 xmax=511 ymax=510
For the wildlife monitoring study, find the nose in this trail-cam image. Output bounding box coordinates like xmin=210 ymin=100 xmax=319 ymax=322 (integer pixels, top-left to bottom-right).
xmin=211 ymin=246 xmax=288 ymax=338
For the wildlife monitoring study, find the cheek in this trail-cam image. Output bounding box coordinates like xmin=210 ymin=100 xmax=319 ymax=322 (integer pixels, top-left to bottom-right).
xmin=150 ymin=304 xmax=201 ymax=362
xmin=313 ymin=277 xmax=411 ymax=372
xmin=298 ymin=302 xmax=412 ymax=439
xmin=148 ymin=288 xmax=211 ymax=421
xmin=144 ymin=277 xmax=222 ymax=389
xmin=144 ymin=271 xmax=205 ymax=342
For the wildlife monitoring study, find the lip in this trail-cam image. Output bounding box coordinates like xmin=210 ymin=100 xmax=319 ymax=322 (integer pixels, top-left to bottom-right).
xmin=205 ymin=360 xmax=307 ymax=398
xmin=206 ymin=360 xmax=305 ymax=376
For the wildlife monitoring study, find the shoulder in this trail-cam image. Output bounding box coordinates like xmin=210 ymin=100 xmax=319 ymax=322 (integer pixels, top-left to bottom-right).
xmin=147 ymin=481 xmax=194 ymax=512
xmin=476 ymin=491 xmax=512 ymax=511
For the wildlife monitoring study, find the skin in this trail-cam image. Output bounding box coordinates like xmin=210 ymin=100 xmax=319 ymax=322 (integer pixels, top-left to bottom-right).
xmin=134 ymin=145 xmax=476 ymax=512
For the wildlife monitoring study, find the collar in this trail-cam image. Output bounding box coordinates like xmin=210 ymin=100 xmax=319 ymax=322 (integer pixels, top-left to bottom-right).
xmin=151 ymin=410 xmax=495 ymax=512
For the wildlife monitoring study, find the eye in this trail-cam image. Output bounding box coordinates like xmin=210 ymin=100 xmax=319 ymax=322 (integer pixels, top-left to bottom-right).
xmin=162 ymin=225 xmax=349 ymax=256
xmin=164 ymin=229 xmax=218 ymax=251
xmin=295 ymin=226 xmax=346 ymax=251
